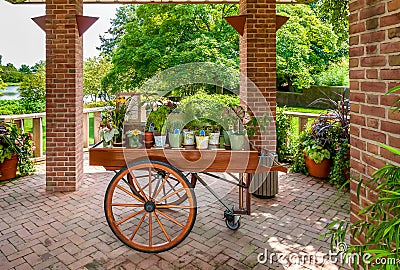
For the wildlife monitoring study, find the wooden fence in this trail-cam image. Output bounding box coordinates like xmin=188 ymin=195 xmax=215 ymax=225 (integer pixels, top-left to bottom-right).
xmin=0 ymin=107 xmax=107 ymax=159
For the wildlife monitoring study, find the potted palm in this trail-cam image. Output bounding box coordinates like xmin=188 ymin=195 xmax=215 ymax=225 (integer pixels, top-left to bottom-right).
xmin=0 ymin=121 xmax=35 ymax=181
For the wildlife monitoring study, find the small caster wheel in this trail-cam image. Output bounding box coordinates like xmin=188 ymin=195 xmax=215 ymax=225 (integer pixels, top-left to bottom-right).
xmin=225 ymin=218 xmax=240 ymax=230
xmin=224 ymin=210 xmax=240 ymax=230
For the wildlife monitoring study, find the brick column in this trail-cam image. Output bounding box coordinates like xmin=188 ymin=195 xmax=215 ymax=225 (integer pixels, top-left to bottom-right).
xmin=45 ymin=0 xmax=84 ymax=191
xmin=349 ymin=0 xmax=400 ymax=245
xmin=239 ymin=0 xmax=277 ymax=151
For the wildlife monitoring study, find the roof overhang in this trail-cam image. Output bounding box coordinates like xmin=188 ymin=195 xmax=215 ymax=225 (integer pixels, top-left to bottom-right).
xmin=6 ymin=0 xmax=312 ymax=4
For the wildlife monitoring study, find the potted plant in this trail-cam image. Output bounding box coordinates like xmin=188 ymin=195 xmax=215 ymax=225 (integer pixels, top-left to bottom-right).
xmin=147 ymin=104 xmax=173 ymax=147
xmin=125 ymin=129 xmax=143 ymax=148
xmin=144 ymin=122 xmax=155 ymax=148
xmin=226 ymin=105 xmax=269 ymax=151
xmin=207 ymin=125 xmax=220 ymax=148
xmin=195 ymin=129 xmax=209 ymax=150
xmin=100 ymin=96 xmax=129 ymax=147
xmin=299 ymin=118 xmax=336 ymax=178
xmin=0 ymin=121 xmax=35 ymax=181
xmin=166 ymin=119 xmax=184 ymax=148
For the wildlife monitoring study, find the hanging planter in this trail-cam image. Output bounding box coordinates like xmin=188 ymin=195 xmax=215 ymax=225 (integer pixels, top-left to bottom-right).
xmin=0 ymin=155 xmax=18 ymax=181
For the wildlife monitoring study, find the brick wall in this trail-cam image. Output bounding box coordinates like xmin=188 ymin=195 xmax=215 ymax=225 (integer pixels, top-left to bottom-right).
xmin=45 ymin=0 xmax=84 ymax=191
xmin=239 ymin=0 xmax=277 ymax=151
xmin=349 ymin=0 xmax=400 ymax=245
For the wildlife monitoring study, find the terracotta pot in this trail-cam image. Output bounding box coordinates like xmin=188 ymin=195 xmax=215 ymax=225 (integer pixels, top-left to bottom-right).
xmin=0 ymin=155 xmax=18 ymax=181
xmin=304 ymin=155 xmax=331 ymax=178
xmin=144 ymin=132 xmax=154 ymax=142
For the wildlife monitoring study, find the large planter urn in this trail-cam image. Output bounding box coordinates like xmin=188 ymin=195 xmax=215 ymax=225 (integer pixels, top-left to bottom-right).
xmin=0 ymin=155 xmax=18 ymax=181
xmin=304 ymin=155 xmax=331 ymax=178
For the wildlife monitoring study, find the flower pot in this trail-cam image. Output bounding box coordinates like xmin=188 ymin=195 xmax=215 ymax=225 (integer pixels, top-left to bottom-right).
xmin=224 ymin=143 xmax=231 ymax=150
xmin=128 ymin=136 xmax=142 ymax=148
xmin=223 ymin=130 xmax=233 ymax=145
xmin=209 ymin=132 xmax=220 ymax=145
xmin=169 ymin=133 xmax=183 ymax=148
xmin=195 ymin=136 xmax=209 ymax=150
xmin=0 ymin=155 xmax=18 ymax=181
xmin=154 ymin=135 xmax=167 ymax=147
xmin=183 ymin=130 xmax=194 ymax=145
xmin=144 ymin=132 xmax=154 ymax=143
xmin=145 ymin=141 xmax=153 ymax=149
xmin=304 ymin=155 xmax=331 ymax=178
xmin=208 ymin=144 xmax=220 ymax=150
xmin=230 ymin=134 xmax=245 ymax=150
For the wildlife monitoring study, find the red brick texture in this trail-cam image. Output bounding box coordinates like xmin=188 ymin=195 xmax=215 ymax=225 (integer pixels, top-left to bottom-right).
xmin=349 ymin=0 xmax=400 ymax=246
xmin=45 ymin=0 xmax=84 ymax=191
xmin=239 ymin=0 xmax=277 ymax=151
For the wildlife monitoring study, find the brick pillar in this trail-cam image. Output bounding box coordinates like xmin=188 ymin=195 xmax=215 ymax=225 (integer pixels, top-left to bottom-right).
xmin=45 ymin=0 xmax=84 ymax=191
xmin=239 ymin=0 xmax=277 ymax=151
xmin=349 ymin=0 xmax=400 ymax=245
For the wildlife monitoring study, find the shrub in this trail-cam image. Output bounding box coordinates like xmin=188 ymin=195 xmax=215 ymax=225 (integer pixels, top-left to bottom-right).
xmin=313 ymin=61 xmax=349 ymax=87
xmin=276 ymin=107 xmax=295 ymax=162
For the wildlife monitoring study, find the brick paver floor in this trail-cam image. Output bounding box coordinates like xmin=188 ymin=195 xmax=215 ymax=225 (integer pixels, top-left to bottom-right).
xmin=0 ymin=155 xmax=349 ymax=270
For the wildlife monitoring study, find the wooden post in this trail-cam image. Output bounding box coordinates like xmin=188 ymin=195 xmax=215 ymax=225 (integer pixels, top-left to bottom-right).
xmin=299 ymin=117 xmax=308 ymax=134
xmin=93 ymin=111 xmax=101 ymax=144
xmin=83 ymin=112 xmax=89 ymax=148
xmin=14 ymin=119 xmax=25 ymax=133
xmin=33 ymin=117 xmax=43 ymax=158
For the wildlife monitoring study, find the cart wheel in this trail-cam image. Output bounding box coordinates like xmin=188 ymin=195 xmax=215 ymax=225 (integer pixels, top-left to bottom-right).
xmin=224 ymin=210 xmax=240 ymax=230
xmin=225 ymin=218 xmax=240 ymax=230
xmin=104 ymin=160 xmax=197 ymax=253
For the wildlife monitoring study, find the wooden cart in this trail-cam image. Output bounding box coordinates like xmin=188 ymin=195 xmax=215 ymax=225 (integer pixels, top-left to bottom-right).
xmin=89 ymin=145 xmax=286 ymax=253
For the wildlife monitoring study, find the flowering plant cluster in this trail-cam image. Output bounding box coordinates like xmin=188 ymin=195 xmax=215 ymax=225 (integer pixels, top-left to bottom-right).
xmin=125 ymin=129 xmax=142 ymax=137
xmin=0 ymin=121 xmax=35 ymax=176
xmin=100 ymin=96 xmax=128 ymax=143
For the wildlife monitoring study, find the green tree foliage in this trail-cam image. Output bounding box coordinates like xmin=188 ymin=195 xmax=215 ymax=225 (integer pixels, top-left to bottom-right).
xmin=312 ymin=0 xmax=349 ymax=45
xmin=0 ymin=63 xmax=24 ymax=83
xmin=19 ymin=64 xmax=32 ymax=74
xmin=98 ymin=5 xmax=138 ymax=56
xmin=18 ymin=63 xmax=46 ymax=112
xmin=276 ymin=5 xmax=344 ymax=91
xmin=102 ymin=4 xmax=239 ymax=95
xmin=83 ymin=56 xmax=112 ymax=101
xmin=0 ymin=67 xmax=6 ymax=90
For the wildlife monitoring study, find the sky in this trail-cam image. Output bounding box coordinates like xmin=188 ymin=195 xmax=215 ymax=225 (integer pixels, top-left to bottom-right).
xmin=0 ymin=1 xmax=122 ymax=68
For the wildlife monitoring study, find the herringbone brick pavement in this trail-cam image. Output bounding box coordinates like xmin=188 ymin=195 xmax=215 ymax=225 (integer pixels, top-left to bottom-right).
xmin=0 ymin=155 xmax=349 ymax=269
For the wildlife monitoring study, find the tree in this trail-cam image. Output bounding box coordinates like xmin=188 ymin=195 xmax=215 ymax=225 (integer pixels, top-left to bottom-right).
xmin=98 ymin=5 xmax=138 ymax=56
xmin=83 ymin=56 xmax=112 ymax=101
xmin=18 ymin=63 xmax=45 ymax=101
xmin=276 ymin=5 xmax=343 ymax=91
xmin=19 ymin=64 xmax=32 ymax=74
xmin=102 ymin=4 xmax=239 ymax=95
xmin=0 ymin=67 xmax=6 ymax=90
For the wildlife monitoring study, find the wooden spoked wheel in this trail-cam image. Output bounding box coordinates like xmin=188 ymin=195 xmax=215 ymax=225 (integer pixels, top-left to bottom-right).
xmin=104 ymin=160 xmax=197 ymax=253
